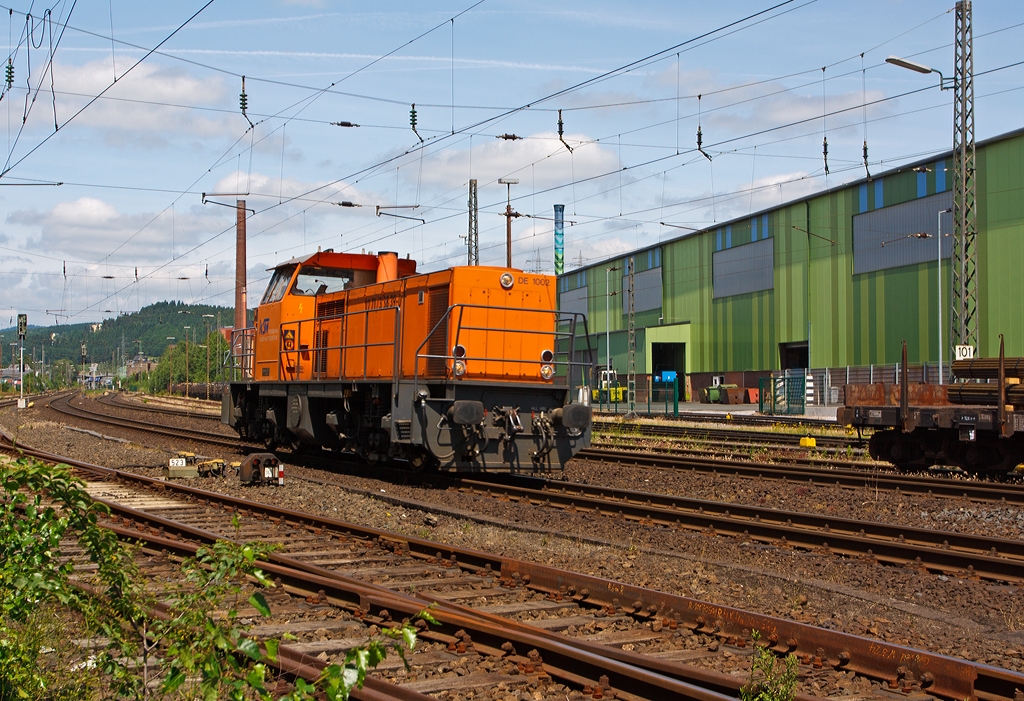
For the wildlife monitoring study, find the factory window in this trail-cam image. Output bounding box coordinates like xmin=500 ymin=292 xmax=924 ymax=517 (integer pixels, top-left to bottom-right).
xmin=725 ymin=225 xmax=732 ymax=248
xmin=859 ymin=184 xmax=868 ymax=213
xmin=874 ymin=179 xmax=884 ymax=209
xmin=936 ymin=160 xmax=946 ymax=191
xmin=750 ymin=218 xmax=758 ymax=243
xmin=917 ymin=171 xmax=927 ymax=198
xmin=761 ymin=214 xmax=770 ymax=240
xmin=716 ymin=229 xmax=722 ymax=251
xmin=712 ymin=238 xmax=774 ymax=298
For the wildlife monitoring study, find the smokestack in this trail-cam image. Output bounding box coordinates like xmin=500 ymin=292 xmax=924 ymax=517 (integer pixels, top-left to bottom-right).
xmin=376 ymin=251 xmax=399 ymax=283
xmin=234 ymin=200 xmax=247 ymax=330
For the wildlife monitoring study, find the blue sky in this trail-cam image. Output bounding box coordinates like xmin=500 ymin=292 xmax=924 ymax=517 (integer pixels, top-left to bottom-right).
xmin=0 ymin=0 xmax=1020 ymax=325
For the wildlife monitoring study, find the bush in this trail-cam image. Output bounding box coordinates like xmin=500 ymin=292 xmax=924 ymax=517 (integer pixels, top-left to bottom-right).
xmin=0 ymin=457 xmax=428 ymax=700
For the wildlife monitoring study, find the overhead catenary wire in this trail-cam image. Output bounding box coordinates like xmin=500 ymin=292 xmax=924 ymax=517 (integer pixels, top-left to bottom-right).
xmin=23 ymin=5 xmax=1024 ymax=319
xmin=1 ymin=0 xmax=213 ymax=179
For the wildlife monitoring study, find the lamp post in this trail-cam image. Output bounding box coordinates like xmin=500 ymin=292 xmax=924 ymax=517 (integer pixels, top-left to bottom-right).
xmin=203 ymin=314 xmax=215 ymax=399
xmin=183 ymin=326 xmax=191 ymax=398
xmin=498 ymin=178 xmax=520 ymax=268
xmin=166 ymin=337 xmax=175 ymax=394
xmin=605 ymin=265 xmax=620 ymax=398
xmin=938 ymin=208 xmax=952 ymax=384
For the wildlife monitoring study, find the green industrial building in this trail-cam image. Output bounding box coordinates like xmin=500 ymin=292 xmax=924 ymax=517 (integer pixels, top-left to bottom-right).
xmin=557 ymin=127 xmax=1024 ymax=387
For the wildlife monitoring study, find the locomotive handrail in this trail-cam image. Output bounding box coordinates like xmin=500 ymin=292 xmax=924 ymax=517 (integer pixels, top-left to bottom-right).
xmin=412 ymin=303 xmax=592 ymax=403
xmin=228 ymin=327 xmax=255 ymax=381
xmin=277 ymin=305 xmax=402 ymax=383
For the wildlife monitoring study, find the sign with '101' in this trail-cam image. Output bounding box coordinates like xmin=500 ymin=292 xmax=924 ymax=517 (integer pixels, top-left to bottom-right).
xmin=955 ymin=345 xmax=975 ymax=361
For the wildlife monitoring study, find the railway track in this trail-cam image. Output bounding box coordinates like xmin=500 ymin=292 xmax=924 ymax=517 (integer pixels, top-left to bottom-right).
xmin=45 ymin=392 xmax=249 ymax=449
xmin=6 ymin=434 xmax=1019 ymax=701
xmin=447 ymin=473 xmax=1024 ymax=584
xmin=96 ymin=391 xmax=221 ymax=420
xmin=593 ymin=420 xmax=864 ymax=451
xmin=595 ymin=410 xmax=839 ymax=429
xmin=590 ymin=438 xmax=871 ymax=469
xmin=577 ymin=447 xmax=1024 ymax=503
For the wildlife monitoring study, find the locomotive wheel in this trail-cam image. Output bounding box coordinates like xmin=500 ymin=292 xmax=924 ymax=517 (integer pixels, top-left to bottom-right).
xmin=407 ymin=449 xmax=437 ymax=473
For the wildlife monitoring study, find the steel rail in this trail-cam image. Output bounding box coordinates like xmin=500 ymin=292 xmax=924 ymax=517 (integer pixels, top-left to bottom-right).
xmin=593 ymin=420 xmax=864 ymax=450
xmin=595 ymin=410 xmax=839 ymax=429
xmin=4 ymin=432 xmax=1016 ymax=701
xmin=88 ymin=488 xmax=742 ymax=701
xmin=97 ymin=392 xmax=221 ymax=419
xmin=67 ymin=578 xmax=429 ymax=701
xmin=44 ymin=392 xmax=248 ymax=449
xmin=590 ymin=439 xmax=873 ymax=470
xmin=578 ymin=447 xmax=1024 ymax=504
xmin=453 ymin=476 xmax=1024 ymax=583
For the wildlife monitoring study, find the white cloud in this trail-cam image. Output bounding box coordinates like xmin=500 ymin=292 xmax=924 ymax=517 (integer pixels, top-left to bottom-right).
xmin=9 ymin=196 xmax=225 ymax=263
xmin=41 ymin=60 xmax=234 ymax=146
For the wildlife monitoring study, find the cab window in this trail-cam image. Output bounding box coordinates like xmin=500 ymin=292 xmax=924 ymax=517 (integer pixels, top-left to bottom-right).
xmin=260 ymin=265 xmax=296 ymax=305
xmin=290 ymin=266 xmax=353 ymax=296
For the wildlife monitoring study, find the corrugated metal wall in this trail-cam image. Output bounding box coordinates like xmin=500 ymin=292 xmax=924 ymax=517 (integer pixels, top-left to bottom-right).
xmin=558 ymin=129 xmax=1024 ymax=373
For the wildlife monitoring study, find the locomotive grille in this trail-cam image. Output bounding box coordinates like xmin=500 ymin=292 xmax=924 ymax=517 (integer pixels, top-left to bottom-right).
xmin=317 ymin=299 xmax=345 ymax=318
xmin=315 ymin=329 xmax=329 ymax=375
xmin=426 ymin=285 xmax=450 ymax=376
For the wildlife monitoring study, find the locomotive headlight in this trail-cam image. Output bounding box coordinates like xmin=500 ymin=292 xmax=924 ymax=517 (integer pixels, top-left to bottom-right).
xmin=453 ymin=359 xmax=467 ymax=377
xmin=499 ymin=272 xmax=514 ymax=289
xmin=540 ymin=364 xmax=554 ymax=380
xmin=540 ymin=349 xmax=554 ymax=363
xmin=453 ymin=344 xmax=467 ymax=359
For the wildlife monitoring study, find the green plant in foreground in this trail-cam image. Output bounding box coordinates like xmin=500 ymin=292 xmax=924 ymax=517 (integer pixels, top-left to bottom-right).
xmin=740 ymin=630 xmax=799 ymax=701
xmin=0 ymin=456 xmax=432 ymax=700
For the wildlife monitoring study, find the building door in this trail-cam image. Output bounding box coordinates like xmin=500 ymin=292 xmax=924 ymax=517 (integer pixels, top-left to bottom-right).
xmin=779 ymin=342 xmax=808 ymax=370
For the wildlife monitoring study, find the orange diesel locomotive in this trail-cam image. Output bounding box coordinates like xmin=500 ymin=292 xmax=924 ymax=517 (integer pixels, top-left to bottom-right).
xmin=223 ymin=250 xmax=592 ymax=471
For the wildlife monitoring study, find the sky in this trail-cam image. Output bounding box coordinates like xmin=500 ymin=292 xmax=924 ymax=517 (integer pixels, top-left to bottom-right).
xmin=0 ymin=0 xmax=1020 ymax=326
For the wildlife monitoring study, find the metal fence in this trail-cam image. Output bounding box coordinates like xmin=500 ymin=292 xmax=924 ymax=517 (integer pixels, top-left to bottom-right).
xmin=759 ymin=375 xmax=805 ymax=415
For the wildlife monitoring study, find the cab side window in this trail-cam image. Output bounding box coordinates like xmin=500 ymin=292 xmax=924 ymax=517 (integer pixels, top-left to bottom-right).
xmin=260 ymin=265 xmax=296 ymax=305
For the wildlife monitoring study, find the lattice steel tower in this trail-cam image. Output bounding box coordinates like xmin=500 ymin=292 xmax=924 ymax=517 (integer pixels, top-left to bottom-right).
xmin=626 ymin=256 xmax=637 ymax=416
xmin=467 ymin=179 xmax=479 ymax=265
xmin=952 ymin=0 xmax=977 ymax=351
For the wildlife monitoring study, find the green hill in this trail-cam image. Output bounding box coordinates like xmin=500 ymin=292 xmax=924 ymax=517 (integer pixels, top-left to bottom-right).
xmin=0 ymin=302 xmax=250 ymax=368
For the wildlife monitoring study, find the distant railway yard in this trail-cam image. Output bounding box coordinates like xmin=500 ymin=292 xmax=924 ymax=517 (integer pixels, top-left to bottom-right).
xmin=4 ymin=391 xmax=1024 ymax=699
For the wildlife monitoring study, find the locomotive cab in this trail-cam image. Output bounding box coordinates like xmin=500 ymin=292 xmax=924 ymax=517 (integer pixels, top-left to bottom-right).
xmin=224 ymin=251 xmax=592 ymax=472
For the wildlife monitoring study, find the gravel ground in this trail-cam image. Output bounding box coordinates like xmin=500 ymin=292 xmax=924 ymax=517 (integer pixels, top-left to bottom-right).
xmin=6 ymin=396 xmax=1024 ymax=679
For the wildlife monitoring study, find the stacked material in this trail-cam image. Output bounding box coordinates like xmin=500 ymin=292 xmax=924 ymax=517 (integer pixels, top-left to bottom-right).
xmin=952 ymin=357 xmax=1024 ymax=380
xmin=945 ymin=382 xmax=1024 ymax=407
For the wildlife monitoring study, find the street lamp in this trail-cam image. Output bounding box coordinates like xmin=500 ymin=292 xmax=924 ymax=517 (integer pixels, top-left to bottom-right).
xmin=203 ymin=314 xmax=215 ymax=399
xmin=183 ymin=326 xmax=194 ymax=398
xmin=885 ymin=55 xmax=953 ymax=90
xmin=605 ymin=265 xmax=620 ymax=398
xmin=166 ymin=337 xmax=175 ymax=394
xmin=498 ymin=178 xmax=520 ymax=268
xmin=937 ymin=207 xmax=953 ymax=384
